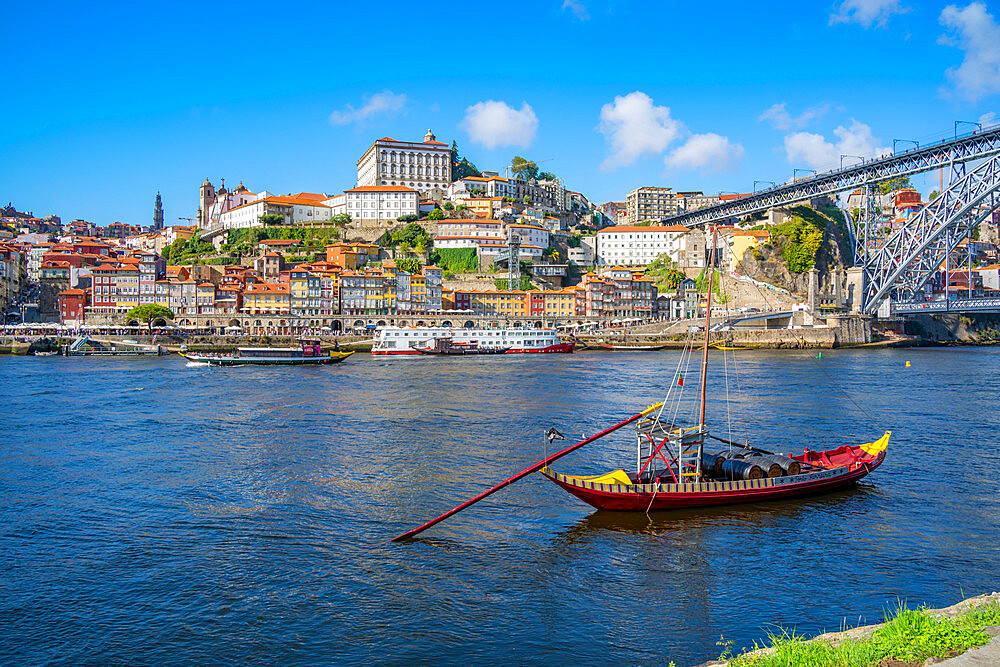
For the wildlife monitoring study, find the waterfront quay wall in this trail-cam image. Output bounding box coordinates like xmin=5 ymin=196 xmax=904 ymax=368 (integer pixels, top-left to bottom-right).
xmin=580 ymin=328 xmax=838 ymax=349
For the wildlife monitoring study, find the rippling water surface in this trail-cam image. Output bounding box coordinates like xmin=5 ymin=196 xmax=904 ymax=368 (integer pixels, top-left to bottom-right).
xmin=2 ymin=349 xmax=999 ymax=665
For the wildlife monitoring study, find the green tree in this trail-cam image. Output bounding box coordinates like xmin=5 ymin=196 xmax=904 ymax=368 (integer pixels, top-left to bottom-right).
xmin=929 ymin=190 xmax=940 ymax=202
xmin=511 ymin=156 xmax=539 ymax=180
xmin=443 ymin=201 xmax=454 ymax=210
xmin=877 ymin=176 xmax=913 ymax=194
xmin=450 ymin=140 xmax=481 ymax=180
xmin=125 ymin=304 xmax=174 ymax=333
xmin=494 ymin=276 xmax=535 ymax=290
xmin=538 ymin=171 xmax=557 ymax=181
xmin=391 ymin=222 xmax=432 ymax=248
xmin=427 ymin=208 xmax=444 ymax=220
xmin=396 ymin=214 xmax=418 ymax=223
xmin=398 ymin=241 xmax=412 ymax=256
xmin=259 ymin=213 xmax=285 ymax=225
xmin=396 ymin=257 xmax=422 ymax=274
xmin=328 ymin=213 xmax=352 ymax=226
xmin=522 ymin=195 xmax=531 ymax=204
xmin=414 ymin=239 xmax=428 ymax=255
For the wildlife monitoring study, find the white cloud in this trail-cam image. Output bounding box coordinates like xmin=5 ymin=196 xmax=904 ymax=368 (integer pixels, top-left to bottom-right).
xmin=665 ymin=133 xmax=744 ymax=172
xmin=783 ymin=120 xmax=890 ymax=171
xmin=598 ymin=91 xmax=683 ymax=170
xmin=981 ymin=111 xmax=998 ymax=127
xmin=329 ymin=90 xmax=407 ymax=126
xmin=562 ymin=0 xmax=589 ymax=20
xmin=460 ymin=100 xmax=538 ymax=150
xmin=939 ymin=3 xmax=1000 ymax=102
xmin=759 ymin=102 xmax=831 ymax=130
xmin=830 ymin=0 xmax=908 ymax=27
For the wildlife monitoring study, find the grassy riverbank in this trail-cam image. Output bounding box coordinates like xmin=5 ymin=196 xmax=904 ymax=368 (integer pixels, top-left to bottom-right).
xmin=715 ymin=594 xmax=1000 ymax=667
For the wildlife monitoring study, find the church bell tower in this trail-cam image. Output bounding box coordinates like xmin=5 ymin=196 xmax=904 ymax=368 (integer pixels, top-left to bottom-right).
xmin=198 ymin=178 xmax=216 ymax=228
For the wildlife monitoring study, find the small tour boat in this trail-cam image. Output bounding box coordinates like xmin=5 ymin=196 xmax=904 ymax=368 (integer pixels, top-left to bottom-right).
xmin=597 ymin=343 xmax=666 ymax=351
xmin=711 ymin=341 xmax=754 ymax=351
xmin=32 ymin=350 xmax=59 ymax=357
xmin=181 ymin=339 xmax=354 ymax=366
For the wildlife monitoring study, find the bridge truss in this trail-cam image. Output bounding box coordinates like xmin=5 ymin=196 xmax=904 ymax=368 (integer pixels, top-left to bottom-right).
xmin=861 ymin=155 xmax=1000 ymax=314
xmin=663 ymin=126 xmax=1000 ymax=228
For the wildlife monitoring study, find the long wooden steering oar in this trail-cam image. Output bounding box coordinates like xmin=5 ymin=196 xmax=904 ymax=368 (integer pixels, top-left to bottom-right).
xmin=389 ymin=401 xmax=664 ymax=542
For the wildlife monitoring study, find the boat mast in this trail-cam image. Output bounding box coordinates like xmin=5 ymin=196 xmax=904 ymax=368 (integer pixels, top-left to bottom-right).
xmin=698 ymin=226 xmax=717 ymax=427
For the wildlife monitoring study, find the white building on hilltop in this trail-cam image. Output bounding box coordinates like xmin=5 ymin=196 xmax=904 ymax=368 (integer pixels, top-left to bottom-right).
xmin=356 ymin=130 xmax=452 ymax=199
xmin=218 ymin=195 xmax=331 ymax=231
xmin=596 ymin=225 xmax=691 ymax=266
xmin=326 ymin=186 xmax=419 ymax=226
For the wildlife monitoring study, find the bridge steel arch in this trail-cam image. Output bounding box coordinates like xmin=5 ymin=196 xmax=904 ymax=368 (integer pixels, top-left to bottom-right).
xmin=662 ymin=127 xmax=1000 ymax=228
xmin=861 ymin=154 xmax=1000 ymax=314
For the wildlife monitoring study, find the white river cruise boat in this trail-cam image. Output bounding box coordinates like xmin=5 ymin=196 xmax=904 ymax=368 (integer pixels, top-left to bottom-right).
xmin=371 ymin=327 xmax=574 ymax=355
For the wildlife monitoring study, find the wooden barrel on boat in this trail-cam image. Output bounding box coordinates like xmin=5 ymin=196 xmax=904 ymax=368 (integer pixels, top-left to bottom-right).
xmin=744 ymin=456 xmax=783 ymax=478
xmin=722 ymin=450 xmax=746 ymax=460
xmin=720 ymin=459 xmax=764 ymax=481
xmin=701 ymin=451 xmax=726 ymax=476
xmin=759 ymin=454 xmax=801 ymax=476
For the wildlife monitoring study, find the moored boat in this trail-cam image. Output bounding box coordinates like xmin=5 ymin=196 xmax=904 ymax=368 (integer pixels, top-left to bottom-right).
xmin=181 ymin=339 xmax=354 ymax=366
xmin=540 ymin=433 xmax=889 ymax=511
xmin=372 ymin=327 xmax=573 ymax=355
xmin=597 ymin=343 xmax=666 ymax=351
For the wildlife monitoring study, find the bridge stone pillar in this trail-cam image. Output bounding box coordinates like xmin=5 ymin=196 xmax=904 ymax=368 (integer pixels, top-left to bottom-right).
xmin=844 ymin=267 xmax=864 ymax=313
xmin=807 ymin=268 xmax=819 ymax=313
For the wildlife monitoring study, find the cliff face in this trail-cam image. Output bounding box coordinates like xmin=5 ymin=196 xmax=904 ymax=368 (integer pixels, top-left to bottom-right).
xmin=737 ymin=206 xmax=851 ymax=297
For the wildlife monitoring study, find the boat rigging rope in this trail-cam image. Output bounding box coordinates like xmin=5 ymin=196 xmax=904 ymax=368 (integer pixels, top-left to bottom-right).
xmin=653 ymin=332 xmax=691 ymax=427
xmin=674 ymin=337 xmax=698 ymax=429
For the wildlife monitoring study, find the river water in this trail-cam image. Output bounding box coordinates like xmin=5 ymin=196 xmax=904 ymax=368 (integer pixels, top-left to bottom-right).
xmin=2 ymin=348 xmax=999 ymax=665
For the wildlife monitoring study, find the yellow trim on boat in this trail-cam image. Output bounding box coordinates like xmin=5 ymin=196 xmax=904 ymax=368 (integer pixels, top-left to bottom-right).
xmin=861 ymin=430 xmax=891 ymax=456
xmin=559 ymin=469 xmax=634 ymax=486
xmin=712 ymin=343 xmax=754 ymax=350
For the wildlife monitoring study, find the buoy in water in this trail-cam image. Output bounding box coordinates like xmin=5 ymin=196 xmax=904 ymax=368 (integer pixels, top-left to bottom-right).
xmin=816 ymin=352 xmax=822 ymax=359
xmin=905 ymin=360 xmax=911 ymax=367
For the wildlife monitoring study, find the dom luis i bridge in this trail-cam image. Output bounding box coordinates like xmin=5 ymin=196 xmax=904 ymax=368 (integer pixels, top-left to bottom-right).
xmin=661 ymin=122 xmax=1000 ymax=318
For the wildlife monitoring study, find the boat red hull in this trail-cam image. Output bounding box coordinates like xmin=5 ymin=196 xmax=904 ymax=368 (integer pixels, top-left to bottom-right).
xmin=542 ymin=449 xmax=885 ymax=511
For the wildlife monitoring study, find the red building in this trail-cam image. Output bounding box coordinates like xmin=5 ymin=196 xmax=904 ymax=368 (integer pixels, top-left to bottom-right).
xmin=528 ymin=291 xmax=545 ymax=317
xmin=58 ymin=288 xmax=89 ymax=326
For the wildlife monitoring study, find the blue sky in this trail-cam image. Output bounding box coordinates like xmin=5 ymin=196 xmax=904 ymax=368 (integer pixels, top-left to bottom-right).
xmin=3 ymin=0 xmax=999 ymax=226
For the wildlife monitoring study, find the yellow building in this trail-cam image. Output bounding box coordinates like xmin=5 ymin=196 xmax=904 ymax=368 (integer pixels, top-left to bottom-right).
xmin=243 ymin=282 xmax=290 ymax=314
xmin=537 ymin=288 xmax=577 ymax=317
xmin=727 ymin=230 xmax=770 ymax=272
xmin=472 ymin=289 xmax=528 ymax=317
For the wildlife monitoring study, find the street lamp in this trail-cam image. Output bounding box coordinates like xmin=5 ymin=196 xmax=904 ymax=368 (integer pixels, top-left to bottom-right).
xmin=954 ymin=120 xmax=982 ymax=139
xmin=893 ymin=139 xmax=919 ymax=153
xmin=793 ymin=168 xmax=816 ymax=180
xmin=753 ymin=180 xmax=776 ymax=193
xmin=840 ymin=154 xmax=863 ymax=169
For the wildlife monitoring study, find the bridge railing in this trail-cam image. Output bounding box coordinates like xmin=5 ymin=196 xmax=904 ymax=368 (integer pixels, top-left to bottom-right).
xmin=892 ymin=297 xmax=1000 ymax=314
